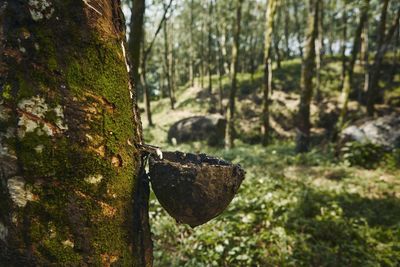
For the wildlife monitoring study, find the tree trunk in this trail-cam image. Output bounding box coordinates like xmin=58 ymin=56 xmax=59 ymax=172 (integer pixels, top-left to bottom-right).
xmin=200 ymin=21 xmax=205 ymax=90
xmin=140 ymin=37 xmax=153 ymax=127
xmin=221 ymin=27 xmax=231 ymax=75
xmin=189 ymin=0 xmax=195 ymax=87
xmin=367 ymin=2 xmax=400 ymax=115
xmin=207 ymin=0 xmax=214 ymax=95
xmin=360 ymin=15 xmax=369 ymax=103
xmin=315 ymin=0 xmax=324 ymax=101
xmin=249 ymin=35 xmax=258 ymax=83
xmin=0 ymin=0 xmax=152 ymax=266
xmin=339 ymin=1 xmax=348 ymax=92
xmin=295 ymin=0 xmax=320 ymax=153
xmin=293 ymin=0 xmax=304 ymax=58
xmin=163 ymin=18 xmax=174 ymax=110
xmin=215 ymin=7 xmax=224 ymax=114
xmin=225 ymin=0 xmax=243 ymax=149
xmin=169 ymin=22 xmax=176 ymax=108
xmin=261 ymin=0 xmax=279 ymax=146
xmin=129 ymin=0 xmax=145 ymax=84
xmin=338 ymin=0 xmax=369 ymax=129
xmin=284 ymin=0 xmax=290 ymax=58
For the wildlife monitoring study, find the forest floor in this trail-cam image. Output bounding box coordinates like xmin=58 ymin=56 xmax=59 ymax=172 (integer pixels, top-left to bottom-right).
xmin=141 ymin=57 xmax=400 ymax=266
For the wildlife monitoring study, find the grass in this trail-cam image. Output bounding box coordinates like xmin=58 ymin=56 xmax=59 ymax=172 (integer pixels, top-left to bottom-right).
xmin=149 ymin=142 xmax=400 ymax=266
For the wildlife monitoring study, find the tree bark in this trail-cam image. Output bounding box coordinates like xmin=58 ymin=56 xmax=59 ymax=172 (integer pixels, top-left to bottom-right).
xmin=295 ymin=0 xmax=320 ymax=153
xmin=339 ymin=0 xmax=348 ymax=92
xmin=0 ymin=0 xmax=152 ymax=265
xmin=225 ymin=0 xmax=243 ymax=149
xmin=207 ymin=0 xmax=214 ymax=95
xmin=314 ymin=0 xmax=324 ymax=101
xmin=261 ymin=0 xmax=279 ymax=146
xmin=360 ymin=15 xmax=369 ymax=103
xmin=284 ymin=0 xmax=290 ymax=58
xmin=293 ymin=0 xmax=304 ymax=58
xmin=189 ymin=0 xmax=195 ymax=87
xmin=338 ymin=0 xmax=369 ymax=129
xmin=140 ymin=36 xmax=153 ymax=127
xmin=163 ymin=18 xmax=175 ymax=109
xmin=366 ymin=1 xmax=400 ymax=115
xmin=215 ymin=5 xmax=224 ymax=114
xmin=129 ymin=0 xmax=145 ymax=84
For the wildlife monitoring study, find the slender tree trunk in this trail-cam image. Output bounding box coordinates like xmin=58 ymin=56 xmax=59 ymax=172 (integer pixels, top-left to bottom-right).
xmin=129 ymin=0 xmax=145 ymax=84
xmin=215 ymin=6 xmax=224 ymax=114
xmin=261 ymin=0 xmax=279 ymax=146
xmin=273 ymin=8 xmax=282 ymax=70
xmin=169 ymin=22 xmax=176 ymax=107
xmin=140 ymin=38 xmax=153 ymax=127
xmin=284 ymin=0 xmax=290 ymax=58
xmin=339 ymin=1 xmax=348 ymax=92
xmin=225 ymin=0 xmax=243 ymax=149
xmin=249 ymin=35 xmax=258 ymax=83
xmin=296 ymin=0 xmax=320 ymax=153
xmin=208 ymin=0 xmax=214 ymax=94
xmin=200 ymin=21 xmax=205 ymax=89
xmin=315 ymin=0 xmax=324 ymax=101
xmin=189 ymin=0 xmax=195 ymax=87
xmin=293 ymin=0 xmax=304 ymax=58
xmin=0 ymin=0 xmax=152 ymax=265
xmin=338 ymin=0 xmax=369 ymax=129
xmin=221 ymin=27 xmax=231 ymax=75
xmin=159 ymin=68 xmax=165 ymax=99
xmin=360 ymin=16 xmax=369 ymax=103
xmin=367 ymin=2 xmax=400 ymax=115
xmin=274 ymin=37 xmax=282 ymax=69
xmin=163 ymin=19 xmax=174 ymax=109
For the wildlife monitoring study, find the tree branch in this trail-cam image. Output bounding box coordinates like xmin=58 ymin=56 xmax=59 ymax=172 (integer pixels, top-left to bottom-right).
xmin=143 ymin=0 xmax=174 ymax=60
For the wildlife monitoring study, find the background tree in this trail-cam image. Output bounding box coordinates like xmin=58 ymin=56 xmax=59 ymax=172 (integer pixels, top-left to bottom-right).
xmin=225 ymin=0 xmax=243 ymax=149
xmin=261 ymin=0 xmax=279 ymax=146
xmin=296 ymin=0 xmax=320 ymax=153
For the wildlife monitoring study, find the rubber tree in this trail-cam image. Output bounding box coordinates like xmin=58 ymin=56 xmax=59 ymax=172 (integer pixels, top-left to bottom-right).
xmin=261 ymin=0 xmax=279 ymax=146
xmin=295 ymin=0 xmax=320 ymax=153
xmin=225 ymin=0 xmax=243 ymax=149
xmin=0 ymin=0 xmax=152 ymax=265
xmin=366 ymin=1 xmax=400 ymax=115
xmin=337 ymin=0 xmax=369 ymax=129
xmin=207 ymin=0 xmax=213 ymax=95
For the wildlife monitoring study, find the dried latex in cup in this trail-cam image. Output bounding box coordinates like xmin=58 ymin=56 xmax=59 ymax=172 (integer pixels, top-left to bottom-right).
xmin=148 ymin=151 xmax=245 ymax=227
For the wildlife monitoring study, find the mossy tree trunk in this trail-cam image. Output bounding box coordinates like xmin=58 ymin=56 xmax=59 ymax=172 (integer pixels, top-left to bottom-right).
xmin=0 ymin=0 xmax=152 ymax=266
xmin=295 ymin=0 xmax=320 ymax=153
xmin=225 ymin=0 xmax=243 ymax=149
xmin=261 ymin=0 xmax=278 ymax=146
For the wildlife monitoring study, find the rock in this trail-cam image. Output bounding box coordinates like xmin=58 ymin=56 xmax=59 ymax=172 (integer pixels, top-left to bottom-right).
xmin=167 ymin=115 xmax=226 ymax=146
xmin=341 ymin=114 xmax=400 ymax=149
xmin=149 ymin=151 xmax=245 ymax=227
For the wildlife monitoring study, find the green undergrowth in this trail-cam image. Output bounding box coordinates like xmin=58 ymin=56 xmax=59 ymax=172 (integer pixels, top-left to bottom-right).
xmin=149 ymin=141 xmax=400 ymax=266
